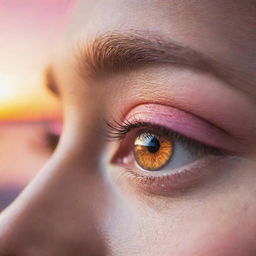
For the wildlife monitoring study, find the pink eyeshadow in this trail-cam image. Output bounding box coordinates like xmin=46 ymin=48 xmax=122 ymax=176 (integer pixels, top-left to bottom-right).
xmin=125 ymin=104 xmax=240 ymax=152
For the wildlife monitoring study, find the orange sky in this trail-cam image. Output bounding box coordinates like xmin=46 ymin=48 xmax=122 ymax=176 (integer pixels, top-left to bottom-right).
xmin=0 ymin=0 xmax=74 ymax=122
xmin=0 ymin=84 xmax=61 ymax=122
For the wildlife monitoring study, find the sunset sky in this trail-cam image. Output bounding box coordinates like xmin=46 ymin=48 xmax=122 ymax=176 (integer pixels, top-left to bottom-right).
xmin=0 ymin=1 xmax=81 ymax=203
xmin=0 ymin=0 xmax=75 ymax=121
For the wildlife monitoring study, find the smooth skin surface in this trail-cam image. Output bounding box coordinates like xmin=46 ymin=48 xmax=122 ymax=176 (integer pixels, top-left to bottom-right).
xmin=1 ymin=1 xmax=256 ymax=255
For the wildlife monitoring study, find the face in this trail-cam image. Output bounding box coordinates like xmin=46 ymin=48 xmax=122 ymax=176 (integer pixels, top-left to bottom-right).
xmin=1 ymin=0 xmax=256 ymax=255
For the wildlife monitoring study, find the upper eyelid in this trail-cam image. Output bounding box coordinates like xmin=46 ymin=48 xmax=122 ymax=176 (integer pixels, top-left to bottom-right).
xmin=106 ymin=119 xmax=222 ymax=155
xmin=106 ymin=104 xmax=244 ymax=153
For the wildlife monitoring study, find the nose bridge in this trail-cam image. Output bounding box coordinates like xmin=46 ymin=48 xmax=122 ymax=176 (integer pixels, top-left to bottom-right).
xmin=0 ymin=152 xmax=107 ymax=255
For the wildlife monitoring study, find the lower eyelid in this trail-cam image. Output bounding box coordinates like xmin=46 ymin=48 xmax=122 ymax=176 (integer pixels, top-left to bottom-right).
xmin=118 ymin=155 xmax=230 ymax=196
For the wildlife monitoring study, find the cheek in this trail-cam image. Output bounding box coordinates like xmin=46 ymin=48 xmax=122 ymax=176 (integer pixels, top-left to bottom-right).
xmin=151 ymin=194 xmax=256 ymax=256
xmin=186 ymin=219 xmax=256 ymax=256
xmin=137 ymin=209 xmax=256 ymax=256
xmin=103 ymin=170 xmax=256 ymax=256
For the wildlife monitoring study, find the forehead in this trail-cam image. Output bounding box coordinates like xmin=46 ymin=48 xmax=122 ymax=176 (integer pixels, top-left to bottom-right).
xmin=56 ymin=0 xmax=256 ymax=97
xmin=68 ymin=0 xmax=255 ymax=41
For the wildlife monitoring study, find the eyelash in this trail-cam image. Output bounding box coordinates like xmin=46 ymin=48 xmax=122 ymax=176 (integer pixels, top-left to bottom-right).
xmin=105 ymin=118 xmax=224 ymax=157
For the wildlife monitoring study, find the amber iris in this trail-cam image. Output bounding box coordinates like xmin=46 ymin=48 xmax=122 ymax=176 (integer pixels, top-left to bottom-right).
xmin=134 ymin=132 xmax=174 ymax=171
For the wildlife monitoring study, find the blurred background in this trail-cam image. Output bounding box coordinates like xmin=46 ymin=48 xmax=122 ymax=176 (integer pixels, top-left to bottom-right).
xmin=0 ymin=0 xmax=74 ymax=211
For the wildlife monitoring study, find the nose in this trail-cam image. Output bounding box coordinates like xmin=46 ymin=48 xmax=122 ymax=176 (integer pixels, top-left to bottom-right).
xmin=0 ymin=153 xmax=107 ymax=255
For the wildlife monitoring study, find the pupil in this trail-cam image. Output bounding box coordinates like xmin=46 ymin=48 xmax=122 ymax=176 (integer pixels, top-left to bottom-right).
xmin=147 ymin=136 xmax=160 ymax=153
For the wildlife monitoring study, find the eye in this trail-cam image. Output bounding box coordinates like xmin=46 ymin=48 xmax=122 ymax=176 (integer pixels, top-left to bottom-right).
xmin=105 ymin=104 xmax=236 ymax=195
xmin=109 ymin=122 xmax=222 ymax=173
xmin=42 ymin=121 xmax=62 ymax=152
xmin=134 ymin=132 xmax=173 ymax=171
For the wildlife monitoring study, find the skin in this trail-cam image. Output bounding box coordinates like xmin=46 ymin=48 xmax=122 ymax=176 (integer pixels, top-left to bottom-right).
xmin=0 ymin=0 xmax=256 ymax=255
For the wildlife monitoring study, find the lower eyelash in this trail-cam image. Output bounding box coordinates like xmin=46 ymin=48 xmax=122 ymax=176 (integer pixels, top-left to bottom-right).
xmin=116 ymin=155 xmax=227 ymax=196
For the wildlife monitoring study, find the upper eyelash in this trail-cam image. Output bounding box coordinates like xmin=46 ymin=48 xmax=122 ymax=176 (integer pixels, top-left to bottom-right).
xmin=104 ymin=118 xmax=224 ymax=156
xmin=105 ymin=117 xmax=151 ymax=140
xmin=105 ymin=118 xmax=176 ymax=141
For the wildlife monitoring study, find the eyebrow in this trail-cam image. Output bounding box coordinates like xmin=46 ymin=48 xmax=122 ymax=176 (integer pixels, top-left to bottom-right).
xmin=76 ymin=31 xmax=222 ymax=80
